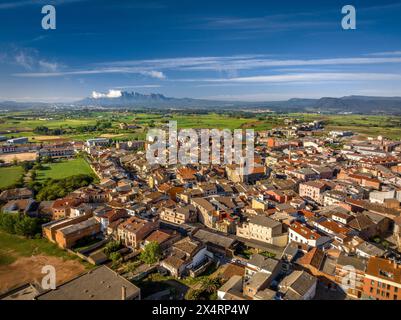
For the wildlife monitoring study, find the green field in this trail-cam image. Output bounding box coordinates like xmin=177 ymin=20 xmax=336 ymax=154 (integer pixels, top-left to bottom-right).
xmin=0 ymin=231 xmax=76 ymax=266
xmin=35 ymin=158 xmax=96 ymax=181
xmin=2 ymin=111 xmax=401 ymax=141
xmin=0 ymin=166 xmax=23 ymax=190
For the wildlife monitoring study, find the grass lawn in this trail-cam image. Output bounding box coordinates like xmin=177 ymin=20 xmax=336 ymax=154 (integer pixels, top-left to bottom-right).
xmin=0 ymin=166 xmax=23 ymax=190
xmin=35 ymin=158 xmax=95 ymax=181
xmin=0 ymin=231 xmax=77 ymax=266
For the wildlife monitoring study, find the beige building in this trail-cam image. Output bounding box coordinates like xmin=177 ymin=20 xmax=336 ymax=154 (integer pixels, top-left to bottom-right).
xmin=160 ymin=205 xmax=197 ymax=225
xmin=237 ymin=215 xmax=288 ymax=246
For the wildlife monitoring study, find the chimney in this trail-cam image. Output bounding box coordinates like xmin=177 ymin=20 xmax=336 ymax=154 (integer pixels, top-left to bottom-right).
xmin=121 ymin=286 xmax=127 ymax=300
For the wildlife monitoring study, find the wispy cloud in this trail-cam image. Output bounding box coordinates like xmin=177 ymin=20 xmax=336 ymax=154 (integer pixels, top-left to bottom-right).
xmin=95 ymin=55 xmax=401 ymax=72
xmin=0 ymin=0 xmax=88 ymax=10
xmin=4 ymin=47 xmax=62 ymax=73
xmin=139 ymin=70 xmax=166 ymax=79
xmin=114 ymin=85 xmax=162 ymax=89
xmin=366 ymin=51 xmax=401 ymax=56
xmin=192 ymin=72 xmax=401 ymax=84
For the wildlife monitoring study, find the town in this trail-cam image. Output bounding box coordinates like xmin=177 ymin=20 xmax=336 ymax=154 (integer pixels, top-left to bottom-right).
xmin=1 ymin=114 xmax=401 ymax=301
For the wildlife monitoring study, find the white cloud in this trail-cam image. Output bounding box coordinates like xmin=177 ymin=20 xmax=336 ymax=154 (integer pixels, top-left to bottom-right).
xmin=203 ymin=72 xmax=401 ymax=83
xmin=0 ymin=0 xmax=88 ymax=10
xmin=91 ymin=89 xmax=122 ymax=99
xmin=39 ymin=60 xmax=60 ymax=72
xmin=139 ymin=70 xmax=166 ymax=79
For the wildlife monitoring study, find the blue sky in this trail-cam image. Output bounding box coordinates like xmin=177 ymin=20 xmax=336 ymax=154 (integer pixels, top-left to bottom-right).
xmin=1 ymin=0 xmax=401 ymax=102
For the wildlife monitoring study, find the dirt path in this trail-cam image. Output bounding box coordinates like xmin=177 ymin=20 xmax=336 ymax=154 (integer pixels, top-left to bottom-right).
xmin=0 ymin=255 xmax=86 ymax=293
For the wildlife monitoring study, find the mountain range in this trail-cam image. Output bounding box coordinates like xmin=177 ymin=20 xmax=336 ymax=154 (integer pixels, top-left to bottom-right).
xmin=2 ymin=91 xmax=401 ymax=114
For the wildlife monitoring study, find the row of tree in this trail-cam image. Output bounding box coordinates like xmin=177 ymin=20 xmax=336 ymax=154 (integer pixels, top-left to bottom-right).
xmin=0 ymin=212 xmax=46 ymax=238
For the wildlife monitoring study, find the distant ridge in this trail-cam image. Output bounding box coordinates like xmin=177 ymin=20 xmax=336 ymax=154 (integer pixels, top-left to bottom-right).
xmin=2 ymin=92 xmax=401 ymax=114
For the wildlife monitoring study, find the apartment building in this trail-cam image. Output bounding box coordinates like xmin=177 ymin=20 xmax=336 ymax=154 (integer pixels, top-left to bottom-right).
xmin=363 ymin=257 xmax=401 ymax=300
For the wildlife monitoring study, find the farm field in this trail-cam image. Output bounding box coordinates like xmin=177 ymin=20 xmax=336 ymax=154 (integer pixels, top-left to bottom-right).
xmin=35 ymin=158 xmax=95 ymax=181
xmin=0 ymin=166 xmax=23 ymax=190
xmin=0 ymin=231 xmax=87 ymax=293
xmin=2 ymin=111 xmax=401 ymax=141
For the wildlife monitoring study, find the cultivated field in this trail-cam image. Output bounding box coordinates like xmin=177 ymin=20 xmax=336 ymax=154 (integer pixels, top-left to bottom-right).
xmin=2 ymin=111 xmax=401 ymax=142
xmin=0 ymin=152 xmax=37 ymax=163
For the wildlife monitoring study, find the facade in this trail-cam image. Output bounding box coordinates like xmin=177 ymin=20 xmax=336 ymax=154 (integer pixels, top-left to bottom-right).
xmin=237 ymin=215 xmax=287 ymax=246
xmin=116 ymin=216 xmax=159 ymax=248
xmin=363 ymin=257 xmax=401 ymax=300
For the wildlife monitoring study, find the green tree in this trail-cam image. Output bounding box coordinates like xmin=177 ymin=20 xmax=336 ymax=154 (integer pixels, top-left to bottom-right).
xmin=0 ymin=213 xmax=17 ymax=234
xmin=104 ymin=240 xmax=121 ymax=256
xmin=109 ymin=252 xmax=122 ymax=263
xmin=200 ymin=277 xmax=222 ymax=294
xmin=140 ymin=241 xmax=162 ymax=264
xmin=14 ymin=216 xmax=38 ymax=237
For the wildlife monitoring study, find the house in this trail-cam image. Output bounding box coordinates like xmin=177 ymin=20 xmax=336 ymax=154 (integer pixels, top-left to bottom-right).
xmin=335 ymin=253 xmax=367 ymax=299
xmin=192 ymin=228 xmax=237 ymax=258
xmin=160 ymin=205 xmax=197 ymax=225
xmin=36 ymin=265 xmax=140 ymax=300
xmin=116 ymin=216 xmax=159 ymax=249
xmin=51 ymin=197 xmax=83 ymax=220
xmin=278 ymin=270 xmax=317 ymax=300
xmin=95 ymin=208 xmax=128 ymax=233
xmin=2 ymin=198 xmax=38 ymax=216
xmin=143 ymin=229 xmax=181 ymax=253
xmin=236 ymin=215 xmax=287 ymax=246
xmin=243 ymin=272 xmax=272 ymax=299
xmin=245 ymin=254 xmax=282 ymax=283
xmin=299 ymin=180 xmax=332 ymax=203
xmin=191 ymin=197 xmax=216 ymax=229
xmin=218 ymin=275 xmax=248 ymax=300
xmin=160 ymin=237 xmax=210 ymax=277
xmin=362 ymin=257 xmax=401 ymax=300
xmin=0 ymin=188 xmax=33 ymax=201
xmin=288 ymin=222 xmax=331 ymax=248
xmin=86 ymin=138 xmax=109 ymax=147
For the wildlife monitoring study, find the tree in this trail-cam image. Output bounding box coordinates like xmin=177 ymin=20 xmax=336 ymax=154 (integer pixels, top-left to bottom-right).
xmin=14 ymin=216 xmax=39 ymax=237
xmin=104 ymin=240 xmax=121 ymax=256
xmin=109 ymin=252 xmax=122 ymax=263
xmin=0 ymin=213 xmax=17 ymax=234
xmin=140 ymin=241 xmax=162 ymax=264
xmin=200 ymin=277 xmax=222 ymax=294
